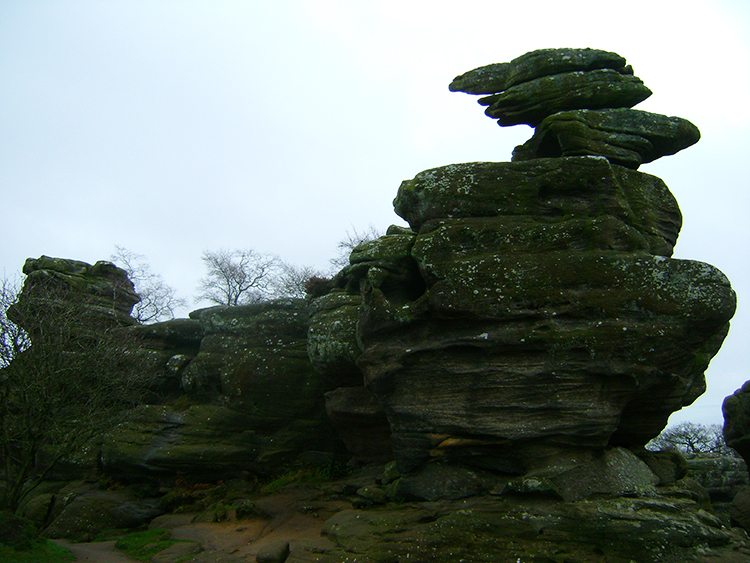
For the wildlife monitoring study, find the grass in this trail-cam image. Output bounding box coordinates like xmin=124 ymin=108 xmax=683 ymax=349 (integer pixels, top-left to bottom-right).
xmin=114 ymin=529 xmax=179 ymax=561
xmin=0 ymin=540 xmax=75 ymax=563
xmin=259 ymin=465 xmax=344 ymax=495
xmin=0 ymin=510 xmax=75 ymax=563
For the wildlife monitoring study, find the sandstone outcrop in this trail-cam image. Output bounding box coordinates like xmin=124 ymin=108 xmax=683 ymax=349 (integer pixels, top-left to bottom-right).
xmin=103 ymin=298 xmax=347 ymax=479
xmin=350 ymin=48 xmax=735 ymax=483
xmin=14 ymin=255 xmax=140 ymax=327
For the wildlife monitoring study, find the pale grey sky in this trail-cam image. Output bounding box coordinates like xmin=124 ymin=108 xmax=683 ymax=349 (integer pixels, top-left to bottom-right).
xmin=1 ymin=0 xmax=748 ymax=426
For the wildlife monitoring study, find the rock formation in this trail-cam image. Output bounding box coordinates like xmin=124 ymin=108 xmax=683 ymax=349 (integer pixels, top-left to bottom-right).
xmin=13 ymin=255 xmax=140 ymax=327
xmin=103 ymin=299 xmax=347 ymax=479
xmin=450 ymin=47 xmax=700 ymax=168
xmin=8 ymin=48 xmax=744 ymax=562
xmin=346 ymin=48 xmax=736 ymax=493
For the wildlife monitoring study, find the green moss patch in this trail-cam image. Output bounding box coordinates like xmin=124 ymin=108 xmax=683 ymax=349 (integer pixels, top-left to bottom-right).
xmin=114 ymin=529 xmax=181 ymax=561
xmin=0 ymin=541 xmax=75 ymax=563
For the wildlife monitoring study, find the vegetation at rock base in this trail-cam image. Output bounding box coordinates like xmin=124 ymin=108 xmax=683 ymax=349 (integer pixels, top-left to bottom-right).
xmin=0 ymin=510 xmax=74 ymax=563
xmin=0 ymin=275 xmax=157 ymax=512
xmin=114 ymin=529 xmax=185 ymax=561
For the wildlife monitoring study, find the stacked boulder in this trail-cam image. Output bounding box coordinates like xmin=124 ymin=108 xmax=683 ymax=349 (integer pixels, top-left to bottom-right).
xmin=348 ymin=48 xmax=735 ymax=494
xmin=450 ymin=48 xmax=701 ymax=168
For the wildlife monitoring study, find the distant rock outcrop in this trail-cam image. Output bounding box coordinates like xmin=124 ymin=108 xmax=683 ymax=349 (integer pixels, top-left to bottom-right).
xmin=15 ymin=255 xmax=140 ymax=327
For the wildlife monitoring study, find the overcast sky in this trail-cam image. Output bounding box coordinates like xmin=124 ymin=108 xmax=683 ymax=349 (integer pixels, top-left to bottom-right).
xmin=1 ymin=0 xmax=748 ymax=426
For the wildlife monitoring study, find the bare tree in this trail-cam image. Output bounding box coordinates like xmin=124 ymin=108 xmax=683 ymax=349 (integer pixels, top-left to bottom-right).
xmin=0 ymin=275 xmax=155 ymax=512
xmin=0 ymin=275 xmax=29 ymax=369
xmin=272 ymin=263 xmax=326 ymax=299
xmin=110 ymin=246 xmax=186 ymax=323
xmin=195 ymin=248 xmax=282 ymax=306
xmin=329 ymin=225 xmax=383 ymax=271
xmin=646 ymin=422 xmax=735 ymax=456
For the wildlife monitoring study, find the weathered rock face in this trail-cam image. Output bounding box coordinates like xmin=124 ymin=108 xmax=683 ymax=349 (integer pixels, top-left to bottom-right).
xmin=513 ymin=109 xmax=701 ymax=168
xmin=307 ymin=291 xmax=364 ymax=389
xmin=324 ymin=386 xmax=393 ymax=464
xmin=172 ymin=299 xmax=344 ymax=473
xmin=352 ymin=49 xmax=735 ymax=478
xmin=101 ymin=404 xmax=262 ymax=479
xmin=317 ymin=490 xmax=739 ymax=563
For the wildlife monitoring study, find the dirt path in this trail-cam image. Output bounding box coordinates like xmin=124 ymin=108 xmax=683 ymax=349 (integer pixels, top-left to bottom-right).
xmin=49 ymin=486 xmax=349 ymax=562
xmin=52 ymin=539 xmax=141 ymax=563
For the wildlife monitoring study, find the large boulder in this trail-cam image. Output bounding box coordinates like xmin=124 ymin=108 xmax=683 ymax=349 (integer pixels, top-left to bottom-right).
xmin=450 ymin=48 xmax=629 ymax=95
xmin=359 ymin=156 xmax=734 ymax=475
xmin=40 ymin=482 xmax=162 ymax=542
xmin=316 ymin=491 xmax=739 ymax=563
xmin=394 ymin=157 xmax=681 ymax=256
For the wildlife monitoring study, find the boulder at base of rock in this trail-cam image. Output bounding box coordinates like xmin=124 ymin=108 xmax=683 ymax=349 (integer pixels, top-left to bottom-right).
xmin=41 ymin=484 xmax=161 ymax=542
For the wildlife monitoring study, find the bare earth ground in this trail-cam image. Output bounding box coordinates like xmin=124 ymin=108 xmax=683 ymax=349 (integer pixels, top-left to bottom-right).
xmin=52 ymin=489 xmax=342 ymax=563
xmin=51 ymin=539 xmax=141 ymax=563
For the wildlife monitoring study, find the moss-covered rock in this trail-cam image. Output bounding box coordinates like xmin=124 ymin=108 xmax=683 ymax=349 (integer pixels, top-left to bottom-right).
xmin=513 ymin=108 xmax=701 ymax=168
xmin=307 ymin=291 xmax=364 ymax=388
xmin=18 ymin=255 xmax=139 ymax=326
xmin=315 ymin=490 xmax=740 ymax=562
xmin=394 ymin=158 xmax=681 ymax=256
xmin=100 ymin=404 xmax=260 ymax=480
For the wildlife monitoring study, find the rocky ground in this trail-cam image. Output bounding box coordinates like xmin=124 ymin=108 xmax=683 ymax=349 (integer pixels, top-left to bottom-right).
xmin=39 ymin=463 xmax=750 ymax=563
